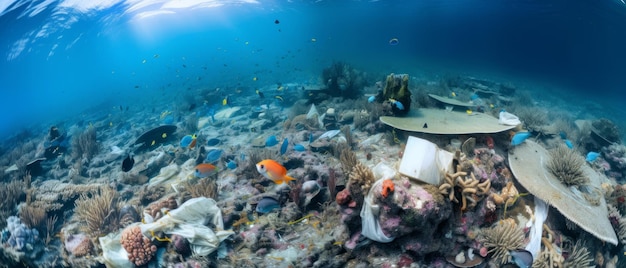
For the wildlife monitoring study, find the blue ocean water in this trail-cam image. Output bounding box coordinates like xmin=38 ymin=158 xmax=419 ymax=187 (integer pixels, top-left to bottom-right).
xmin=0 ymin=0 xmax=625 ymax=139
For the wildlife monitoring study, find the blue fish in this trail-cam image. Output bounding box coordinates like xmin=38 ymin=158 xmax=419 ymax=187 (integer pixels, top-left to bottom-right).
xmin=280 ymin=138 xmax=288 ymax=155
xmin=564 ymin=139 xmax=573 ymax=149
xmin=309 ymin=133 xmax=314 ymax=143
xmin=390 ymin=99 xmax=404 ymax=110
xmin=163 ymin=115 xmax=175 ymax=124
xmin=559 ymin=131 xmax=567 ymax=139
xmin=294 ymin=144 xmax=306 ymax=152
xmin=180 ymin=135 xmax=193 ymax=147
xmin=586 ymin=152 xmax=600 ymax=163
xmin=226 ymin=160 xmax=237 ymax=170
xmin=207 ymin=138 xmax=221 ymax=146
xmin=509 ymin=249 xmax=533 ymax=268
xmin=266 ymin=135 xmax=278 ymax=147
xmin=205 ymin=149 xmax=223 ymax=164
xmin=511 ymin=132 xmax=531 ymax=146
xmin=256 ymin=197 xmax=280 ymax=214
xmin=367 ymin=96 xmax=376 ymax=103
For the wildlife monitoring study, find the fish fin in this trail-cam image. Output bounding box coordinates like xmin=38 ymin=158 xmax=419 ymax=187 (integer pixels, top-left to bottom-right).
xmin=284 ymin=175 xmax=296 ymax=183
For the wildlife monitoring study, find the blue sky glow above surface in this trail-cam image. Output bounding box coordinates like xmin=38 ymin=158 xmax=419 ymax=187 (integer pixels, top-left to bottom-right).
xmin=1 ymin=0 xmax=626 ymax=139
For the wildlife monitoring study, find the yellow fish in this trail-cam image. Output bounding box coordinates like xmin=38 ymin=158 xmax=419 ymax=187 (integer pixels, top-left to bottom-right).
xmin=451 ymin=92 xmax=456 ymax=97
xmin=222 ymin=96 xmax=229 ymax=106
xmin=466 ymin=109 xmax=473 ymax=115
xmin=252 ymin=77 xmax=257 ymax=81
xmin=161 ymin=133 xmax=167 ymax=138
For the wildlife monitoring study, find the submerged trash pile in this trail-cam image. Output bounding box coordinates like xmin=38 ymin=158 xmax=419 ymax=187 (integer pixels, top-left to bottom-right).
xmin=0 ymin=73 xmax=624 ymax=268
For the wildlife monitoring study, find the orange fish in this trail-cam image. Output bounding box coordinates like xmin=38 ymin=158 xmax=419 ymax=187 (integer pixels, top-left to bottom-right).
xmin=256 ymin=159 xmax=295 ymax=184
xmin=195 ymin=163 xmax=217 ymax=178
xmin=381 ymin=179 xmax=394 ymax=198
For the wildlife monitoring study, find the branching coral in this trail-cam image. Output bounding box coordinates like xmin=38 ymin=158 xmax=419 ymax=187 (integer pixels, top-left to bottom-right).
xmin=546 ymin=146 xmax=588 ymax=187
xmin=479 ymin=219 xmax=525 ymax=265
xmin=0 ymin=179 xmax=25 ymax=228
xmin=491 ymin=181 xmax=519 ymax=207
xmin=532 ymin=224 xmax=565 ymax=268
xmin=456 ymin=172 xmax=491 ymax=211
xmin=563 ymin=241 xmax=594 ymax=268
xmin=74 ymin=187 xmax=120 ymax=236
xmin=183 ymin=178 xmax=218 ymax=200
xmin=340 ymin=148 xmax=358 ymax=175
xmin=71 ymin=126 xmax=98 ymax=161
xmin=18 ymin=204 xmax=46 ymax=229
xmin=439 ymin=167 xmax=465 ymax=203
xmin=347 ymin=162 xmax=376 ymax=206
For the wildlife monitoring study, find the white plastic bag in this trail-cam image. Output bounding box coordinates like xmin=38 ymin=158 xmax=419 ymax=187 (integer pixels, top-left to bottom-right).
xmin=140 ymin=197 xmax=234 ymax=256
xmin=498 ymin=110 xmax=521 ymax=126
xmin=360 ymin=179 xmax=395 ymax=243
xmin=98 ymin=230 xmax=134 ymax=268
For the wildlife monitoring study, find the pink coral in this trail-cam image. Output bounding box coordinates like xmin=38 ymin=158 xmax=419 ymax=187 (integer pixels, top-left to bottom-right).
xmin=64 ymin=233 xmax=93 ymax=257
xmin=120 ymin=226 xmax=157 ymax=266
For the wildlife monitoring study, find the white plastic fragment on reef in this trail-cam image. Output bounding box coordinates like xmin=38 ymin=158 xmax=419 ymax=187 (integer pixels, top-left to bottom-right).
xmin=398 ymin=136 xmax=453 ymax=185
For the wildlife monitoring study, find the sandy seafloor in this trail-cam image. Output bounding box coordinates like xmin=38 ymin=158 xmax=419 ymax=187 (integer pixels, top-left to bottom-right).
xmin=1 ymin=71 xmax=626 ymax=268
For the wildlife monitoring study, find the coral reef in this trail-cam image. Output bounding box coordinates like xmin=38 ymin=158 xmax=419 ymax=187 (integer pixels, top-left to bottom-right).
xmin=608 ymin=204 xmax=626 ymax=244
xmin=18 ymin=204 xmax=46 ymax=229
xmin=602 ymin=144 xmax=626 ymax=182
xmin=73 ymin=187 xmax=120 ymax=236
xmin=63 ymin=233 xmax=93 ymax=257
xmin=563 ymin=241 xmax=594 ymax=268
xmin=592 ymin=118 xmax=621 ymax=144
xmin=532 ymin=224 xmax=565 ymax=268
xmin=3 ymin=216 xmax=40 ymax=252
xmin=183 ymin=178 xmax=218 ymax=200
xmin=479 ymin=219 xmax=524 ymax=265
xmin=321 ymin=62 xmax=368 ymax=99
xmin=120 ymin=225 xmax=157 ymax=266
xmin=347 ymin=162 xmax=376 ymax=208
xmin=455 ymin=171 xmax=490 ymax=211
xmin=71 ymin=126 xmax=98 ymax=161
xmin=375 ymin=179 xmax=451 ymax=255
xmin=490 ymin=181 xmax=519 ymax=208
xmin=547 ymin=146 xmax=588 ymax=187
xmin=0 ymin=180 xmax=25 ymax=229
xmin=144 ymin=195 xmax=178 ymax=223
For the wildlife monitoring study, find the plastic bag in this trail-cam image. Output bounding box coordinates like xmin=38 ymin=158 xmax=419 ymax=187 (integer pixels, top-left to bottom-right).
xmin=140 ymin=197 xmax=234 ymax=256
xmin=98 ymin=231 xmax=133 ymax=268
xmin=498 ymin=110 xmax=521 ymax=126
xmin=360 ymin=178 xmax=395 ymax=243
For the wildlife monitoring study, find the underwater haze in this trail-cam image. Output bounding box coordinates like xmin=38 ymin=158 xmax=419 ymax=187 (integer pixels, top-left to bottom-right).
xmin=1 ymin=0 xmax=626 ymax=137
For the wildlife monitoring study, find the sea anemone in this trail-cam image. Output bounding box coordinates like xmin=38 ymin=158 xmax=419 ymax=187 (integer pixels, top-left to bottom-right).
xmin=546 ymin=146 xmax=588 ymax=187
xmin=479 ymin=219 xmax=525 ymax=265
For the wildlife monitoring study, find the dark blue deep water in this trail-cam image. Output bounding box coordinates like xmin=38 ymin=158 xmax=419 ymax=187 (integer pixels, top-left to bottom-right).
xmin=1 ymin=0 xmax=625 ymax=139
